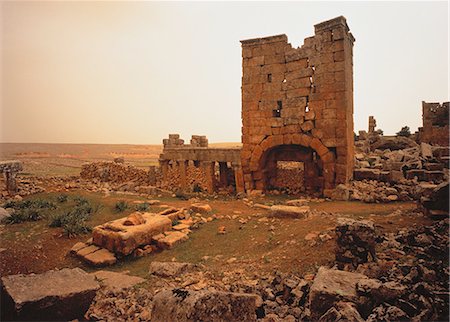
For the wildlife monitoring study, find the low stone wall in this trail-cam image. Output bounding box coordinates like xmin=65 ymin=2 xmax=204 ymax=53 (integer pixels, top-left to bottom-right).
xmin=80 ymin=162 xmax=151 ymax=185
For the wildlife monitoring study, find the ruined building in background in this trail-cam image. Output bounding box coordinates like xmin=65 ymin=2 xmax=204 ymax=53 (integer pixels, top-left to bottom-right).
xmin=159 ymin=16 xmax=355 ymax=196
xmin=418 ymin=101 xmax=449 ymax=146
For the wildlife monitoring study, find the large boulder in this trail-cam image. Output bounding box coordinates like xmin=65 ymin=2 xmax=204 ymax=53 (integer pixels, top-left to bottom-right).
xmin=151 ymin=289 xmax=258 ymax=322
xmin=421 ymin=182 xmax=449 ymax=218
xmin=1 ymin=268 xmax=99 ymax=321
xmin=309 ymin=267 xmax=369 ymax=320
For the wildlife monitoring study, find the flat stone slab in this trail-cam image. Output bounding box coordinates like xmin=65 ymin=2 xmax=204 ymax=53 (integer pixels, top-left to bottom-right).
xmin=157 ymin=231 xmax=189 ymax=249
xmin=149 ymin=262 xmax=194 ymax=278
xmin=91 ymin=270 xmax=145 ymax=290
xmin=309 ymin=267 xmax=369 ymax=319
xmin=1 ymin=268 xmax=99 ymax=321
xmin=92 ymin=213 xmax=172 ymax=255
xmin=152 ymin=289 xmax=258 ymax=322
xmin=84 ymin=249 xmax=117 ymax=266
xmin=268 ymin=205 xmax=310 ymax=218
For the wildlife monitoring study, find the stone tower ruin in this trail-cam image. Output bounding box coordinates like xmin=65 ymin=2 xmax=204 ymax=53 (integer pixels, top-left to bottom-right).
xmin=240 ymin=16 xmax=355 ymax=196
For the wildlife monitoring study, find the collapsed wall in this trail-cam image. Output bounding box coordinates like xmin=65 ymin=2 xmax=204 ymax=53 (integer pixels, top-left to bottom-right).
xmin=240 ymin=16 xmax=355 ymax=196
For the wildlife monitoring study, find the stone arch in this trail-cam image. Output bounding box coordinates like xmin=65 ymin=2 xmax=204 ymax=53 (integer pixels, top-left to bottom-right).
xmin=248 ymin=134 xmax=335 ymax=193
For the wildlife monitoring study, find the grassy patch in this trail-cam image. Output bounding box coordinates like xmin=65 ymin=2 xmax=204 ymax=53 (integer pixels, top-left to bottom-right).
xmin=114 ymin=201 xmax=129 ymax=213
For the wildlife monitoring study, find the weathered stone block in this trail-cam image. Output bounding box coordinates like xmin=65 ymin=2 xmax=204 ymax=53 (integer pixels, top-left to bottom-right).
xmin=309 ymin=267 xmax=368 ymax=320
xmin=1 ymin=268 xmax=99 ymax=321
xmin=92 ymin=213 xmax=172 ymax=255
xmin=151 ymin=289 xmax=258 ymax=322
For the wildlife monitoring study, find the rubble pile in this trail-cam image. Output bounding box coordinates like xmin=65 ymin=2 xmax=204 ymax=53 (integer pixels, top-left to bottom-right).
xmin=333 ymin=178 xmax=444 ymax=203
xmin=161 ymin=165 xmax=211 ymax=192
xmin=335 ymin=218 xmax=379 ymax=269
xmin=354 ymin=142 xmax=448 ymax=184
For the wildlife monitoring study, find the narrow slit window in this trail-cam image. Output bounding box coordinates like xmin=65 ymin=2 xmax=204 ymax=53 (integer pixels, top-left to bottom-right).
xmin=267 ymin=74 xmax=272 ymax=82
xmin=273 ymin=100 xmax=283 ymax=118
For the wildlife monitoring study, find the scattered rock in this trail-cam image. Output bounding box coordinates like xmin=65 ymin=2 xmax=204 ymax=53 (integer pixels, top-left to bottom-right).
xmin=149 ymin=262 xmax=194 ymax=278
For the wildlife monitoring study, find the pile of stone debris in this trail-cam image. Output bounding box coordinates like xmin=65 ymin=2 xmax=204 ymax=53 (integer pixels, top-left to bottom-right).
xmin=83 ymin=216 xmax=449 ymax=322
xmin=354 ymin=142 xmax=448 ymax=184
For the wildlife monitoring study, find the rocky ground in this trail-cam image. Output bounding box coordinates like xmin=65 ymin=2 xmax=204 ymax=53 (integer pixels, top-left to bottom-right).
xmin=85 ymin=215 xmax=449 ymax=321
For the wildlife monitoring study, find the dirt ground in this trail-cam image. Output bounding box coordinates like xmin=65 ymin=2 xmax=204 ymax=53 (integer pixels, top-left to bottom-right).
xmin=0 ymin=190 xmax=432 ymax=279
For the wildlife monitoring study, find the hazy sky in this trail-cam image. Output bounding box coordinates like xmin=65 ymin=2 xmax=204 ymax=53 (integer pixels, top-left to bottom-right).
xmin=1 ymin=1 xmax=448 ymax=144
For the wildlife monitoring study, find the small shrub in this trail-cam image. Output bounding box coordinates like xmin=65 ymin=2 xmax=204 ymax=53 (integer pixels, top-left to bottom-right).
xmin=135 ymin=202 xmax=150 ymax=212
xmin=2 ymin=211 xmax=28 ymax=224
xmin=62 ymin=219 xmax=91 ymax=238
xmin=73 ymin=196 xmax=90 ymax=207
xmin=56 ymin=195 xmax=68 ymax=203
xmin=115 ymin=201 xmax=128 ymax=212
xmin=172 ymin=219 xmax=179 ymax=226
xmin=2 ymin=199 xmax=54 ymax=224
xmin=396 ymin=126 xmax=411 ymax=137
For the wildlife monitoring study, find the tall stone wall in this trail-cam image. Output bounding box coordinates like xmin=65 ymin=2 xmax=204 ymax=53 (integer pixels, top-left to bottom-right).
xmin=419 ymin=101 xmax=449 ymax=146
xmin=240 ymin=16 xmax=355 ymax=196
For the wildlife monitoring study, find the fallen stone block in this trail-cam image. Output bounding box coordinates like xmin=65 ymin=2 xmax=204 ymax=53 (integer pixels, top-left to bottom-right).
xmin=309 ymin=267 xmax=369 ymax=320
xmin=190 ymin=203 xmax=212 ymax=214
xmin=157 ymin=231 xmax=189 ymax=249
xmin=268 ymin=205 xmax=310 ymax=218
xmin=83 ymin=249 xmax=117 ymax=266
xmin=151 ymin=289 xmax=258 ymax=322
xmin=424 ymin=170 xmax=444 ymax=182
xmin=149 ymin=261 xmax=195 ymax=277
xmin=92 ymin=213 xmax=172 ymax=255
xmin=319 ymin=301 xmax=364 ymax=322
xmin=1 ymin=268 xmax=99 ymax=321
xmin=405 ymin=169 xmax=426 ymax=181
xmin=285 ymin=199 xmax=309 ymax=206
xmin=76 ymin=244 xmax=100 ymax=257
xmin=91 ymin=270 xmax=145 ymax=290
xmin=353 ymin=169 xmax=380 ymax=181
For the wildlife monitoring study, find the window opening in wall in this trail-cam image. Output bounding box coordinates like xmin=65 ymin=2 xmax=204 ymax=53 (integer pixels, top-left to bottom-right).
xmin=267 ymin=74 xmax=272 ymax=82
xmin=305 ymin=97 xmax=310 ymax=112
xmin=273 ymin=100 xmax=282 ymax=118
xmin=282 ymin=78 xmax=286 ymax=83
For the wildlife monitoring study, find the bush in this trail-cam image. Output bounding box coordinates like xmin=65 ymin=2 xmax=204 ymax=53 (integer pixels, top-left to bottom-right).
xmin=135 ymin=202 xmax=150 ymax=212
xmin=115 ymin=201 xmax=128 ymax=212
xmin=49 ymin=204 xmax=92 ymax=237
xmin=396 ymin=126 xmax=411 ymax=137
xmin=56 ymin=195 xmax=68 ymax=203
xmin=2 ymin=199 xmax=55 ymax=224
xmin=3 ymin=199 xmax=56 ymax=210
xmin=73 ymin=196 xmax=89 ymax=207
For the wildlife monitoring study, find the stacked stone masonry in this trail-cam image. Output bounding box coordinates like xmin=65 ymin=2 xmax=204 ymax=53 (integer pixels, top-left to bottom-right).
xmin=240 ymin=16 xmax=355 ymax=196
xmin=159 ymin=134 xmax=244 ymax=193
xmin=418 ymin=101 xmax=449 ymax=146
xmin=158 ymin=16 xmax=355 ymax=196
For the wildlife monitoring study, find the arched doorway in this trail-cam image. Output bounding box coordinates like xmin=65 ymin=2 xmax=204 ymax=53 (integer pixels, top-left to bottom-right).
xmin=258 ymin=144 xmax=323 ymax=194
